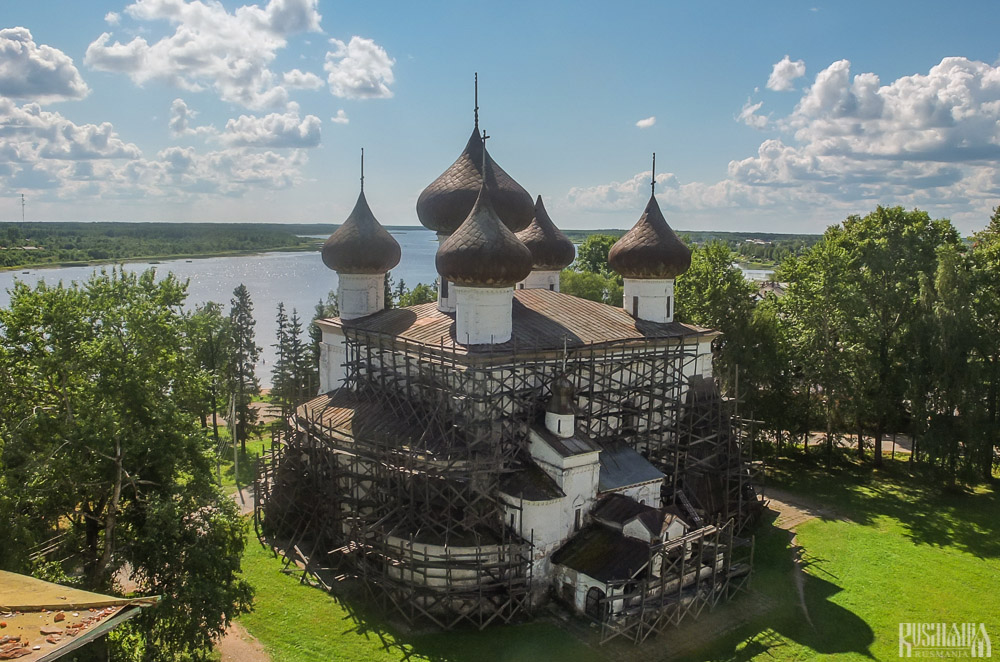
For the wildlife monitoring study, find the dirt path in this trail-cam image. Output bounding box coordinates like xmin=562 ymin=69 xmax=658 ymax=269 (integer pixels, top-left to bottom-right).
xmin=218 ymin=622 xmax=269 ymax=662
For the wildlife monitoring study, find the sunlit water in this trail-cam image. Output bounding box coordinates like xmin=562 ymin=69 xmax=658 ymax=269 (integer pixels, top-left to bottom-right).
xmin=0 ymin=229 xmax=772 ymax=386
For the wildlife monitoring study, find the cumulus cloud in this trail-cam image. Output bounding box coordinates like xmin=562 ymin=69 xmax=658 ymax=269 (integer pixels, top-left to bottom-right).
xmin=220 ymin=107 xmax=321 ymax=147
xmin=168 ymin=98 xmax=215 ymax=137
xmin=0 ymin=27 xmax=90 ymax=103
xmin=737 ymin=98 xmax=768 ymax=129
xmin=572 ymin=55 xmax=1000 ymax=231
xmin=325 ymin=37 xmax=395 ymax=99
xmin=104 ymin=11 xmax=120 ymax=25
xmin=0 ymin=99 xmax=141 ymax=161
xmin=282 ymin=68 xmax=323 ymax=89
xmin=767 ymin=55 xmax=806 ymax=92
xmin=636 ymin=116 xmax=655 ymax=129
xmin=330 ymin=109 xmax=349 ymax=124
xmin=84 ymin=0 xmax=323 ymax=109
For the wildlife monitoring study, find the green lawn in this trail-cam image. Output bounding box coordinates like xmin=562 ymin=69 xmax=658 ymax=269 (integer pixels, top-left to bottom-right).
xmin=234 ymin=455 xmax=1000 ymax=661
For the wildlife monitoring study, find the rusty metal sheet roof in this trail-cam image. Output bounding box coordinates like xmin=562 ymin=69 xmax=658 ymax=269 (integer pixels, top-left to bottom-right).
xmin=321 ymin=288 xmax=714 ymax=355
xmin=499 ymin=464 xmax=565 ymax=502
xmin=533 ymin=424 xmax=600 ymax=458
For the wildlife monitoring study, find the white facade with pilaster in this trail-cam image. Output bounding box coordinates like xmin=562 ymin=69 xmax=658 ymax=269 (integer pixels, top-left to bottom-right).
xmin=517 ymin=270 xmax=561 ymax=292
xmin=623 ymin=277 xmax=675 ymax=323
xmin=454 ymin=285 xmax=514 ymax=345
xmin=338 ymin=273 xmax=386 ymax=320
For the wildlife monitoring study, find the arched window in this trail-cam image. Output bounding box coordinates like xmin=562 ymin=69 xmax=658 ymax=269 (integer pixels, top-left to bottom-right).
xmin=585 ymin=586 xmax=606 ymax=619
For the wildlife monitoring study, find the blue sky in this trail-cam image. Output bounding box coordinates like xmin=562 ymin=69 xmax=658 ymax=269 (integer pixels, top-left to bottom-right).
xmin=4 ymin=1 xmax=1000 ymax=234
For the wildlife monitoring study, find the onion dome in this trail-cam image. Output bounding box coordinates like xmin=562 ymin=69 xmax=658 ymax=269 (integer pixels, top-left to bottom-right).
xmin=608 ymin=194 xmax=691 ymax=279
xmin=547 ymin=377 xmax=576 ymax=415
xmin=322 ymin=190 xmax=401 ymax=274
xmin=516 ymin=196 xmax=576 ymax=271
xmin=416 ymin=126 xmax=534 ymax=234
xmin=435 ymin=174 xmax=533 ymax=287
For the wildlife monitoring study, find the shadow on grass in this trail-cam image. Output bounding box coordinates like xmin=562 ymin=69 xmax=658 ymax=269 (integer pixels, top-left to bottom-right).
xmin=692 ymin=510 xmax=875 ymax=662
xmin=766 ymin=455 xmax=1000 ymax=559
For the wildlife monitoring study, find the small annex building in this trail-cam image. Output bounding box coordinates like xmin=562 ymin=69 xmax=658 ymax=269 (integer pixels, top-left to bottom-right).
xmin=257 ymin=82 xmax=761 ymax=644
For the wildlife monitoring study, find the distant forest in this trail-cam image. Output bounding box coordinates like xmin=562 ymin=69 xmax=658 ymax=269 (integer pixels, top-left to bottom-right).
xmin=0 ymin=222 xmax=314 ymax=269
xmin=0 ymin=221 xmax=820 ymax=270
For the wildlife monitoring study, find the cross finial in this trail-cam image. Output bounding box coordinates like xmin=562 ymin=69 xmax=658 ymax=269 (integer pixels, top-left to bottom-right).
xmin=481 ymin=128 xmax=489 ymax=173
xmin=360 ymin=147 xmax=365 ymax=193
xmin=651 ymin=152 xmax=656 ymax=196
xmin=474 ymin=72 xmax=479 ymax=129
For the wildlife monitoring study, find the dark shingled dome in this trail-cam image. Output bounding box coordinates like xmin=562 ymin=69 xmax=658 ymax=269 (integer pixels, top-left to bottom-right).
xmin=436 ymin=176 xmax=533 ymax=288
xmin=516 ymin=196 xmax=576 ymax=271
xmin=322 ymin=190 xmax=401 ymax=274
xmin=608 ymin=195 xmax=691 ymax=279
xmin=547 ymin=376 xmax=576 ymax=415
xmin=416 ymin=126 xmax=534 ymax=235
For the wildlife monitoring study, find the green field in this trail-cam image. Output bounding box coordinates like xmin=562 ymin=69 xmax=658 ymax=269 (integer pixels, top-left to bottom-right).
xmin=233 ymin=456 xmax=1000 ymax=661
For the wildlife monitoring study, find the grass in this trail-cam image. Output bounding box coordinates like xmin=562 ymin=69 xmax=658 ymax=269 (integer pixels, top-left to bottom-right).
xmin=685 ymin=455 xmax=1000 ymax=661
xmin=233 ymin=454 xmax=1000 ymax=661
xmin=236 ymin=538 xmax=603 ymax=662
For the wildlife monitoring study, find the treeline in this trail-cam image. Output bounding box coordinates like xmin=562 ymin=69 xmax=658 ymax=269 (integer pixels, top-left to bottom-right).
xmin=562 ymin=206 xmax=1000 ymax=484
xmin=0 ymin=221 xmax=313 ymax=268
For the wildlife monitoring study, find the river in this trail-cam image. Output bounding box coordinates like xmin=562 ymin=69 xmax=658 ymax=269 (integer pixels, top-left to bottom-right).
xmin=0 ymin=228 xmax=772 ymax=386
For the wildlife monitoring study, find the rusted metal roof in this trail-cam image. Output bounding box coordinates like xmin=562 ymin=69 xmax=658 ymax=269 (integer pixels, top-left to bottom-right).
xmin=319 ymin=288 xmax=715 ymax=355
xmin=533 ymin=424 xmax=600 ymax=458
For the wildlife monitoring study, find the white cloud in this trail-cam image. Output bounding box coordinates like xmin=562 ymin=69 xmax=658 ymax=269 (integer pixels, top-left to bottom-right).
xmin=330 ymin=109 xmax=349 ymax=124
xmin=325 ymin=36 xmax=395 ymax=99
xmin=84 ymin=0 xmax=323 ymax=109
xmin=220 ymin=108 xmax=321 ymax=147
xmin=104 ymin=11 xmax=121 ymax=25
xmin=0 ymin=28 xmax=90 ymax=103
xmin=636 ymin=116 xmax=655 ymax=129
xmin=737 ymin=98 xmax=768 ymax=129
xmin=168 ymin=98 xmax=215 ymax=137
xmin=282 ymin=68 xmax=323 ymax=89
xmin=0 ymin=99 xmax=141 ymax=161
xmin=767 ymin=55 xmax=806 ymax=92
xmin=571 ymin=55 xmax=1000 ymax=231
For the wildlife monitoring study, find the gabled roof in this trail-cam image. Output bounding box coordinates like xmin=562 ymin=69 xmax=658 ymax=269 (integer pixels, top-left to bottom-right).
xmin=551 ymin=524 xmax=650 ymax=582
xmin=591 ymin=493 xmax=655 ymax=527
xmin=598 ymin=443 xmax=664 ymax=492
xmin=532 ymin=423 xmax=600 ymax=458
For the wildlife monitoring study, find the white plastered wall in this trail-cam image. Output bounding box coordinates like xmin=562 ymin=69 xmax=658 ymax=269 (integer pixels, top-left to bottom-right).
xmin=436 ymin=233 xmax=457 ymax=313
xmin=318 ymin=324 xmax=346 ymax=393
xmin=337 ymin=273 xmax=384 ymax=320
xmin=623 ymin=278 xmax=675 ymax=323
xmin=517 ymin=270 xmax=561 ymax=292
xmin=454 ymin=285 xmax=514 ymax=345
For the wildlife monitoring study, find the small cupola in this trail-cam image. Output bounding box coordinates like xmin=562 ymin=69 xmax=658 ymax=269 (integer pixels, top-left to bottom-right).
xmin=545 ymin=376 xmax=576 ymax=438
xmin=608 ymin=154 xmax=690 ymax=323
xmin=435 ymin=134 xmax=533 ymax=345
xmin=321 ymin=150 xmax=401 ymax=320
xmin=416 ymin=75 xmax=534 ymax=312
xmin=516 ymin=195 xmax=576 ymax=292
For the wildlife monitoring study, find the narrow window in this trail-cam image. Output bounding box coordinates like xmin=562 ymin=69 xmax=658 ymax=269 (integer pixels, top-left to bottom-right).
xmin=557 ymin=419 xmax=562 ymax=433
xmin=441 ymin=279 xmax=449 ymax=298
xmin=510 ymin=513 xmax=515 ymax=529
xmin=667 ymin=296 xmax=673 ymax=318
xmin=519 ymin=283 xmax=524 ymax=289
xmin=632 ymin=296 xmax=639 ymax=317
xmin=574 ymin=508 xmax=582 ymax=531
xmin=549 ymin=283 xmax=555 ymax=291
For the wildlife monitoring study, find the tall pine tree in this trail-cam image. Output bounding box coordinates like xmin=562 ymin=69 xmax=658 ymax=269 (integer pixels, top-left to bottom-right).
xmin=228 ymin=284 xmax=260 ymax=452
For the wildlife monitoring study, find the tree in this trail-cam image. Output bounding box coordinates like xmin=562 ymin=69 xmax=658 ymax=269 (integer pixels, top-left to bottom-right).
xmin=0 ymin=268 xmax=253 ymax=661
xmin=228 ymin=284 xmax=261 ymax=452
xmin=271 ymin=302 xmax=292 ymax=413
xmin=829 ymin=207 xmax=959 ymax=467
xmin=397 ymin=282 xmax=437 ymax=307
xmin=189 ymin=302 xmax=233 ymax=449
xmin=309 ymin=291 xmax=339 ymax=382
xmin=573 ymin=234 xmax=620 ymax=276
